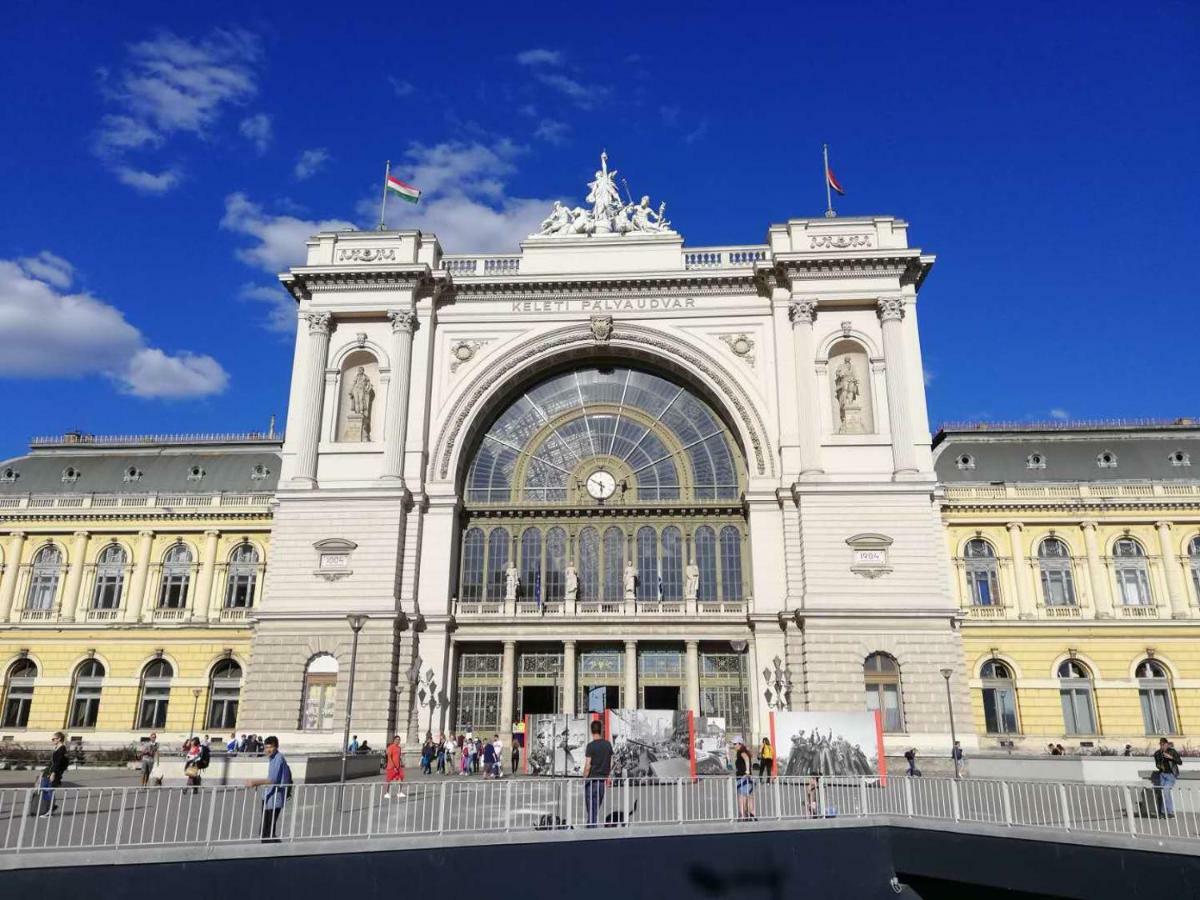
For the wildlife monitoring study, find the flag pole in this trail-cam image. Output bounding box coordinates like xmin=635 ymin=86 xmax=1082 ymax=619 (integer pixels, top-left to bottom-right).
xmin=823 ymin=144 xmax=836 ymax=218
xmin=378 ymin=160 xmax=391 ymax=231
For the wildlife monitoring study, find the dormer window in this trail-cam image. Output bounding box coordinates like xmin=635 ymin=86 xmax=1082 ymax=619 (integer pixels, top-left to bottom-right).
xmin=0 ymin=467 xmax=17 ymax=483
xmin=61 ymin=466 xmax=80 ymax=484
xmin=1026 ymin=453 xmax=1046 ymax=470
xmin=187 ymin=465 xmax=206 ymax=482
xmin=1097 ymin=451 xmax=1118 ymax=470
xmin=955 ymin=454 xmax=975 ymax=471
xmin=250 ymin=464 xmax=271 ymax=481
xmin=123 ymin=466 xmax=143 ymax=483
xmin=1169 ymin=450 xmax=1191 ymax=467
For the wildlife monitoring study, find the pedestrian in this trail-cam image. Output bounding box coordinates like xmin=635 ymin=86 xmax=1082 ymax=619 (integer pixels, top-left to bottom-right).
xmin=227 ymin=732 xmax=239 ymax=754
xmin=384 ymin=734 xmax=406 ymax=799
xmin=469 ymin=738 xmax=479 ymax=774
xmin=436 ymin=736 xmax=446 ymax=775
xmin=904 ymin=748 xmax=922 ymax=776
xmin=139 ymin=731 xmax=159 ymax=787
xmin=185 ymin=737 xmax=203 ymax=794
xmin=348 ymin=735 xmax=360 ymax=754
xmin=1047 ymin=743 xmax=1059 ymax=755
xmin=35 ymin=731 xmax=69 ymax=818
xmin=952 ymin=740 xmax=964 ymax=775
xmin=1055 ymin=744 xmax=1066 ymax=756
xmin=421 ymin=737 xmax=433 ymax=775
xmin=511 ymin=737 xmax=521 ymax=774
xmin=758 ymin=738 xmax=775 ymax=780
xmin=582 ymin=719 xmax=612 ymax=827
xmin=734 ymin=739 xmax=756 ymax=820
xmin=1153 ymin=737 xmax=1182 ymax=817
xmin=247 ymin=736 xmax=292 ymax=843
xmin=493 ymin=734 xmax=504 ymax=777
xmin=460 ymin=734 xmax=470 ymax=775
xmin=481 ymin=736 xmax=497 ymax=778
xmin=1123 ymin=744 xmax=1134 ymax=757
xmin=445 ymin=734 xmax=457 ymax=776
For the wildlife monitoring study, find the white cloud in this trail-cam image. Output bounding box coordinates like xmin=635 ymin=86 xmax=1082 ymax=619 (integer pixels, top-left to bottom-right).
xmin=221 ymin=193 xmax=355 ymax=273
xmin=684 ymin=119 xmax=709 ymax=144
xmin=94 ymin=114 xmax=163 ymax=155
xmin=533 ymin=119 xmax=570 ymax=144
xmin=389 ymin=77 xmax=415 ymax=97
xmin=239 ymin=113 xmax=272 ymax=153
xmin=115 ymin=165 xmax=182 ymax=194
xmin=0 ymin=254 xmax=228 ymax=398
xmin=240 ymin=283 xmax=296 ymax=334
xmin=294 ymin=148 xmax=330 ymax=180
xmin=536 ymin=73 xmax=609 ymax=109
xmin=516 ymin=48 xmax=563 ymax=66
xmin=1049 ymin=408 xmax=1070 ymax=420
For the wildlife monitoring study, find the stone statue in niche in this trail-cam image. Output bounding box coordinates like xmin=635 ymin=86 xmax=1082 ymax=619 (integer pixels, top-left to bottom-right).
xmin=834 ymin=355 xmax=866 ymax=434
xmin=623 ymin=561 xmax=638 ymax=600
xmin=564 ymin=562 xmax=579 ymax=601
xmin=345 ymin=366 xmax=376 ymax=441
xmin=505 ymin=563 xmax=520 ymax=601
xmin=684 ymin=561 xmax=700 ymax=601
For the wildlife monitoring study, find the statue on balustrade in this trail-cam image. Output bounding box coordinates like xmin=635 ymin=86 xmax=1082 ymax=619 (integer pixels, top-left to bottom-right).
xmin=530 ymin=151 xmax=675 ymax=238
xmin=623 ymin=561 xmax=638 ymax=600
xmin=564 ymin=562 xmax=579 ymax=601
xmin=685 ymin=561 xmax=700 ymax=601
xmin=504 ymin=564 xmax=520 ymax=601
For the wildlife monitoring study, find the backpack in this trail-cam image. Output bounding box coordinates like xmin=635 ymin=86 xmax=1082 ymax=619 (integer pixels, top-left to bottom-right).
xmin=199 ymin=744 xmax=211 ymax=769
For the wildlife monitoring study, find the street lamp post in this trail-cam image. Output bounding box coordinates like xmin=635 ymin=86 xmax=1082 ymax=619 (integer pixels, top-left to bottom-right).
xmin=940 ymin=667 xmax=960 ymax=779
xmin=189 ymin=687 xmax=202 ymax=740
xmin=338 ymin=614 xmax=368 ymax=807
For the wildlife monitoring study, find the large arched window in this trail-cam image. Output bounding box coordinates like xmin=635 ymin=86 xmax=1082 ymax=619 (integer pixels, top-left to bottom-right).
xmin=486 ymin=529 xmax=510 ymax=600
xmin=719 ymin=526 xmax=743 ymax=601
xmin=137 ymin=659 xmax=174 ymax=729
xmin=1037 ymin=538 xmax=1076 ymax=607
xmin=695 ymin=526 xmax=717 ymax=602
xmin=520 ymin=528 xmax=542 ymax=602
xmin=603 ymin=526 xmax=624 ymax=599
xmin=660 ymin=526 xmax=683 ymax=602
xmin=207 ymin=659 xmax=242 ymax=730
xmin=636 ymin=527 xmax=658 ymax=601
xmin=69 ymin=659 xmax=105 ymax=728
xmin=864 ymin=653 xmax=904 ymax=733
xmin=1188 ymin=536 xmax=1200 ymax=602
xmin=545 ymin=528 xmax=567 ymax=602
xmin=964 ymin=539 xmax=1000 ymax=607
xmin=91 ymin=545 xmax=127 ymax=610
xmin=26 ymin=545 xmax=62 ymax=611
xmin=980 ymin=660 xmax=1019 ymax=734
xmin=2 ymin=659 xmax=37 ymax=728
xmin=224 ymin=543 xmax=260 ymax=609
xmin=302 ymin=654 xmax=338 ymax=731
xmin=460 ymin=528 xmax=484 ymax=602
xmin=1112 ymin=537 xmax=1152 ymax=607
xmin=1136 ymin=659 xmax=1176 ymax=736
xmin=1058 ymin=660 xmax=1097 ymax=735
xmin=158 ymin=544 xmax=193 ymax=609
xmin=578 ymin=527 xmax=600 ymax=601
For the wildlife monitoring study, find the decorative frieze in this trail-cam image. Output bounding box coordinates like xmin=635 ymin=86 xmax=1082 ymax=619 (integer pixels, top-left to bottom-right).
xmin=337 ymin=247 xmax=397 ymax=263
xmin=810 ymin=234 xmax=872 ymax=250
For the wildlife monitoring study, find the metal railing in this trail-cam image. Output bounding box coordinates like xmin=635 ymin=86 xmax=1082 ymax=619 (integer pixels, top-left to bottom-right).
xmin=2 ymin=774 xmax=1199 ymax=857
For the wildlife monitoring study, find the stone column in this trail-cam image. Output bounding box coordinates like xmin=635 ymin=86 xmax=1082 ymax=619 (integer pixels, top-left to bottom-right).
xmin=61 ymin=531 xmax=90 ymax=621
xmin=500 ymin=640 xmax=516 ymax=736
xmin=877 ymin=297 xmax=918 ymax=475
xmin=1080 ymin=521 xmax=1112 ymax=617
xmin=1006 ymin=523 xmax=1035 ymax=618
xmin=124 ymin=530 xmax=155 ymax=623
xmin=193 ymin=529 xmax=221 ymax=621
xmin=1156 ymin=521 xmax=1189 ymax=618
xmin=0 ymin=531 xmax=26 ymax=621
xmin=382 ymin=308 xmax=419 ymax=484
xmin=294 ymin=312 xmax=333 ymax=486
xmin=788 ymin=298 xmax=824 ymax=477
xmin=685 ymin=640 xmax=701 ymax=714
xmin=624 ymin=640 xmax=638 ymax=709
xmin=562 ymin=640 xmax=577 ymax=715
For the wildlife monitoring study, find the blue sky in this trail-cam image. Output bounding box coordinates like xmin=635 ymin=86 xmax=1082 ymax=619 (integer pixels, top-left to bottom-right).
xmin=1 ymin=2 xmax=1197 ymax=458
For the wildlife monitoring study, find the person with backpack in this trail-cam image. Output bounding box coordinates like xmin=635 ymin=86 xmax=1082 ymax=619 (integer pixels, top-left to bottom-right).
xmin=1152 ymin=737 xmax=1183 ymax=817
xmin=247 ymin=736 xmax=292 ymax=842
xmin=184 ymin=737 xmax=204 ymax=794
xmin=904 ymin=748 xmax=922 ymax=776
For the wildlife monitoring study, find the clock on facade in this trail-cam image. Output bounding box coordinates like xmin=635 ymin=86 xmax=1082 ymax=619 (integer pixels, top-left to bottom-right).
xmin=585 ymin=469 xmax=617 ymax=500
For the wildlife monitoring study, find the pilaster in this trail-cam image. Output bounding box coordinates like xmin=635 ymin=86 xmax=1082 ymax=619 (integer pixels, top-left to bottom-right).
xmin=1080 ymin=521 xmax=1112 ymax=618
xmin=124 ymin=530 xmax=155 ymax=623
xmin=193 ymin=529 xmax=221 ymax=621
xmin=293 ymin=312 xmax=333 ymax=486
xmin=60 ymin=531 xmax=89 ymax=621
xmin=563 ymin=639 xmax=577 ymax=715
xmin=381 ymin=308 xmax=418 ymax=484
xmin=500 ymin=639 xmax=516 ymax=736
xmin=788 ymin=296 xmax=824 ymax=478
xmin=1006 ymin=523 xmax=1035 ymax=619
xmin=877 ymin=297 xmax=918 ymax=475
xmin=685 ymin=640 xmax=700 ymax=714
xmin=0 ymin=532 xmax=27 ymax=621
xmin=624 ymin=640 xmax=638 ymax=707
xmin=1156 ymin=521 xmax=1189 ymax=618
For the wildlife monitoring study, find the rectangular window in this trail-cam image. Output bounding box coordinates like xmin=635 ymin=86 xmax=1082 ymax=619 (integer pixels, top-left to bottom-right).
xmin=69 ymin=693 xmax=101 ymax=728
xmin=1060 ymin=688 xmax=1096 ymax=735
xmin=224 ymin=573 xmax=256 ymax=608
xmin=1139 ymin=688 xmax=1175 ymax=736
xmin=2 ymin=690 xmax=33 ymax=728
xmin=982 ymin=687 xmax=1019 ymax=734
xmin=969 ymin=570 xmax=997 ymax=606
xmin=159 ymin=574 xmax=189 ymax=608
xmin=26 ymin=575 xmax=57 ymax=611
xmin=1116 ymin=568 xmax=1151 ymax=606
xmin=1040 ymin=569 xmax=1075 ymax=606
xmin=302 ymin=678 xmax=336 ymax=730
xmin=207 ymin=690 xmax=240 ymax=730
xmin=866 ymin=685 xmax=904 ymax=733
xmin=92 ymin=574 xmax=124 ymax=609
xmin=138 ymin=689 xmax=170 ymax=729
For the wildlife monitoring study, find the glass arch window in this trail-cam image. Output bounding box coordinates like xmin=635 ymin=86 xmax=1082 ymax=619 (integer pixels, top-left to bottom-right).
xmin=603 ymin=527 xmax=624 ymax=600
xmin=520 ymin=528 xmax=542 ymax=602
xmin=545 ymin=528 xmax=567 ymax=602
xmin=660 ymin=526 xmax=683 ymax=602
xmin=224 ymin=543 xmax=259 ymax=609
xmin=486 ymin=529 xmax=510 ymax=600
xmin=1188 ymin=536 xmax=1200 ymax=602
xmin=91 ymin=544 xmax=127 ymax=610
xmin=1058 ymin=660 xmax=1097 ymax=735
xmin=26 ymin=545 xmax=62 ymax=611
xmin=636 ymin=527 xmax=659 ymax=601
xmin=695 ymin=526 xmax=717 ymax=602
xmin=159 ymin=544 xmax=193 ymax=609
xmin=1113 ymin=538 xmax=1152 ymax=606
xmin=719 ymin=526 xmax=743 ymax=602
xmin=964 ymin=539 xmax=1000 ymax=607
xmin=864 ymin=653 xmax=904 ymax=733
xmin=138 ymin=659 xmax=174 ymax=729
xmin=980 ymin=660 xmax=1019 ymax=734
xmin=2 ymin=659 xmax=37 ymax=728
xmin=1037 ymin=538 xmax=1076 ymax=607
xmin=578 ymin=527 xmax=600 ymax=601
xmin=302 ymin=654 xmax=338 ymax=731
xmin=1136 ymin=659 xmax=1176 ymax=735
xmin=460 ymin=528 xmax=484 ymax=602
xmin=207 ymin=659 xmax=242 ymax=730
xmin=69 ymin=659 xmax=105 ymax=728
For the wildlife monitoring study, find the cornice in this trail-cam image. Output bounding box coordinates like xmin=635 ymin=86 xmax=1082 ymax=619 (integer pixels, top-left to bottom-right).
xmin=281 ymin=265 xmax=446 ymax=302
xmin=444 ymin=270 xmax=756 ymax=302
xmin=0 ymin=510 xmax=273 ymax=525
xmin=771 ymin=252 xmax=933 ymax=289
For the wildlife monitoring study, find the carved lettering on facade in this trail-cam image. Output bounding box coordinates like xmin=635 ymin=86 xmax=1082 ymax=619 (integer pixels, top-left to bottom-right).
xmin=508 ymin=297 xmax=697 ymax=314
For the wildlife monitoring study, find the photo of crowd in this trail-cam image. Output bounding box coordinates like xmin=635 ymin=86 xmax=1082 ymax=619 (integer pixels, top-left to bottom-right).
xmin=772 ymin=711 xmax=883 ymax=777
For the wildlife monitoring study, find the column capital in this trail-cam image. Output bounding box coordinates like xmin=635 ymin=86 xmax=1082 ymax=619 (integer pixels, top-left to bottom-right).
xmin=685 ymin=639 xmax=699 ymax=649
xmin=503 ymin=639 xmax=516 ymax=650
xmin=137 ymin=529 xmax=156 ymax=538
xmin=304 ymin=311 xmax=332 ymax=335
xmin=788 ymin=298 xmax=818 ymax=325
xmin=876 ymin=296 xmax=906 ymax=322
xmin=72 ymin=530 xmax=90 ymax=538
xmin=203 ymin=528 xmax=221 ymax=537
xmin=1079 ymin=520 xmax=1099 ymax=531
xmin=1154 ymin=520 xmax=1174 ymax=531
xmin=387 ymin=308 xmax=419 ymax=334
xmin=1005 ymin=522 xmax=1024 ymax=532
xmin=624 ymin=639 xmax=637 ymax=650
xmin=563 ymin=639 xmax=576 ymax=649
xmin=7 ymin=531 xmax=25 ymax=539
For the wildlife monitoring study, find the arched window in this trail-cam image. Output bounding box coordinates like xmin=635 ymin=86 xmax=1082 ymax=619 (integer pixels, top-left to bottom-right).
xmin=1112 ymin=537 xmax=1152 ymax=607
xmin=137 ymin=659 xmax=174 ymax=729
xmin=26 ymin=545 xmax=63 ymax=611
xmin=980 ymin=660 xmax=1019 ymax=734
xmin=301 ymin=654 xmax=338 ymax=731
xmin=636 ymin=527 xmax=658 ymax=601
xmin=1037 ymin=538 xmax=1076 ymax=607
xmin=964 ymin=539 xmax=1000 ymax=607
xmin=1057 ymin=660 xmax=1097 ymax=735
xmin=68 ymin=659 xmax=105 ymax=728
xmin=660 ymin=526 xmax=683 ymax=602
xmin=1188 ymin=536 xmax=1200 ymax=603
xmin=158 ymin=544 xmax=193 ymax=609
xmin=603 ymin=526 xmax=624 ymax=600
xmin=864 ymin=653 xmax=905 ymax=733
xmin=91 ymin=544 xmax=127 ymax=610
xmin=520 ymin=528 xmax=542 ymax=602
xmin=207 ymin=659 xmax=242 ymax=730
xmin=578 ymin=527 xmax=600 ymax=601
xmin=1 ymin=659 xmax=37 ymax=728
xmin=695 ymin=526 xmax=717 ymax=602
xmin=224 ymin=543 xmax=260 ymax=609
xmin=719 ymin=526 xmax=743 ymax=602
xmin=1136 ymin=659 xmax=1176 ymax=736
xmin=460 ymin=527 xmax=484 ymax=602
xmin=486 ymin=529 xmax=510 ymax=600
xmin=545 ymin=528 xmax=566 ymax=603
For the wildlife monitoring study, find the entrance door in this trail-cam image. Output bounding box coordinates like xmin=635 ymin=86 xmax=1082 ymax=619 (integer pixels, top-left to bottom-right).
xmin=581 ymin=684 xmax=621 ymax=712
xmin=520 ymin=684 xmax=558 ymax=717
xmin=643 ymin=685 xmax=680 ymax=710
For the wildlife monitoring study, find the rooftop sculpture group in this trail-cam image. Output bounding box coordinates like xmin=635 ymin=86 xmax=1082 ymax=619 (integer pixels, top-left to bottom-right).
xmin=532 ymin=151 xmax=674 ymax=237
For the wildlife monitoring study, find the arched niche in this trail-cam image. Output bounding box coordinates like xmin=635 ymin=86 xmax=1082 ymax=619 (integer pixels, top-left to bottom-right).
xmin=336 ymin=350 xmax=380 ymax=442
xmin=828 ymin=339 xmax=874 ymax=434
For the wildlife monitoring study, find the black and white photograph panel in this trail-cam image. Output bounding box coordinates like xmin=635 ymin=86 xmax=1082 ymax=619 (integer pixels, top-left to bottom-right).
xmin=772 ymin=711 xmax=883 ymax=777
xmin=692 ymin=716 xmax=729 ymax=775
xmin=608 ymin=709 xmax=692 ymax=778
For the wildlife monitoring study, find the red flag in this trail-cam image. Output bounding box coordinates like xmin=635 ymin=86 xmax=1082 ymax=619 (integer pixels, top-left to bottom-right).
xmin=826 ymin=166 xmax=845 ymax=196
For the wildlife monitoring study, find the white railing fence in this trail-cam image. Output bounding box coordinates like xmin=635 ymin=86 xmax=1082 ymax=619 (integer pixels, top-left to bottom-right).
xmin=1 ymin=775 xmax=1197 ymax=855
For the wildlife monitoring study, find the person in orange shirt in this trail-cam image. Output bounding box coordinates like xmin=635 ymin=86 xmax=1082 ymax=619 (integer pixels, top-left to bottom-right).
xmin=384 ymin=735 xmax=406 ymax=799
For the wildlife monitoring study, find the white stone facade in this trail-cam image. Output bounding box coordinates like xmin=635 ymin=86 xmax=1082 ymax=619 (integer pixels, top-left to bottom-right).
xmin=240 ymin=172 xmax=969 ymax=753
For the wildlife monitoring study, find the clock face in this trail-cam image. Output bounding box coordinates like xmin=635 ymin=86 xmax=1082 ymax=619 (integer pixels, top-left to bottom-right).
xmin=585 ymin=469 xmax=617 ymax=500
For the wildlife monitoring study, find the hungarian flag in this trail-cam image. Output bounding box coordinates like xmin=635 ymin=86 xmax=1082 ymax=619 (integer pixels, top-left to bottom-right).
xmin=386 ymin=174 xmax=421 ymax=204
xmin=826 ymin=165 xmax=845 ymax=196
